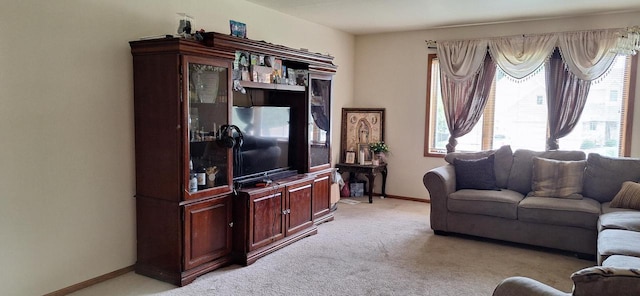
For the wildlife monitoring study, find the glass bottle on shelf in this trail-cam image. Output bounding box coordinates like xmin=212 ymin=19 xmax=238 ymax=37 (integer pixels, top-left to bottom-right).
xmin=189 ymin=160 xmax=198 ymax=193
xmin=185 ymin=58 xmax=230 ymax=197
xmin=196 ymin=161 xmax=207 ymax=190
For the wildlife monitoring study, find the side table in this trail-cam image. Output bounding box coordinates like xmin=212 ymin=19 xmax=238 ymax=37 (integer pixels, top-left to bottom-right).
xmin=335 ymin=163 xmax=387 ymax=203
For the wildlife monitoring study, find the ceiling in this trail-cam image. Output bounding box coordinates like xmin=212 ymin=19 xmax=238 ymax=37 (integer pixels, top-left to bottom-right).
xmin=246 ymin=0 xmax=640 ymax=35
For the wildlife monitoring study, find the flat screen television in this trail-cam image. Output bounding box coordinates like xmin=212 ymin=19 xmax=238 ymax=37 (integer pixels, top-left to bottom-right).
xmin=231 ymin=106 xmax=292 ymax=182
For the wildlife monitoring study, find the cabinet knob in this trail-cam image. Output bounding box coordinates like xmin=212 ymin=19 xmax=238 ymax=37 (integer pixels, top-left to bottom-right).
xmin=229 ymin=222 xmax=234 ymax=227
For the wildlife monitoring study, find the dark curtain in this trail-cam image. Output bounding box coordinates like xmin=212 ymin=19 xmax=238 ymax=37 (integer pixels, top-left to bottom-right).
xmin=544 ymin=51 xmax=591 ymax=150
xmin=311 ymin=80 xmax=330 ymax=131
xmin=440 ymin=54 xmax=497 ymax=152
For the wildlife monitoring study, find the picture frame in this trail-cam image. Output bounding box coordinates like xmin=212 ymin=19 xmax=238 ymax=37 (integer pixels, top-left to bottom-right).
xmin=357 ymin=143 xmax=372 ymax=164
xmin=340 ymin=108 xmax=385 ymax=163
xmin=345 ymin=151 xmax=356 ymax=164
xmin=229 ymin=20 xmax=247 ymax=38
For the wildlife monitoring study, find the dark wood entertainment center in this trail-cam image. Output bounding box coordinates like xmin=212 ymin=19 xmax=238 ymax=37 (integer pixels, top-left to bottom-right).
xmin=130 ymin=32 xmax=337 ymax=286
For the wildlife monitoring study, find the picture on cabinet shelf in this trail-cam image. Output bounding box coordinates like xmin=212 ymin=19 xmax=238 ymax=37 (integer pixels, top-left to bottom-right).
xmin=345 ymin=151 xmax=355 ymax=164
xmin=230 ymin=20 xmax=247 ymax=38
xmin=287 ymin=68 xmax=296 ymax=85
xmin=294 ymin=69 xmax=309 ymax=86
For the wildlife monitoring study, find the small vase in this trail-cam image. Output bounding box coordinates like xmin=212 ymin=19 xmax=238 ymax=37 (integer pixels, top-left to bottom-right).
xmin=376 ymin=152 xmax=386 ymax=164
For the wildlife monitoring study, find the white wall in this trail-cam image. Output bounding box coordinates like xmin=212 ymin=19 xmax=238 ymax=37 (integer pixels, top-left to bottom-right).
xmin=354 ymin=12 xmax=640 ymax=200
xmin=0 ymin=1 xmax=354 ymax=295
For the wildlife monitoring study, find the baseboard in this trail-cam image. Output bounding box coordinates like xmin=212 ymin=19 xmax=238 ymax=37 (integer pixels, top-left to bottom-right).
xmin=382 ymin=194 xmax=430 ymax=203
xmin=44 ymin=265 xmax=135 ymax=296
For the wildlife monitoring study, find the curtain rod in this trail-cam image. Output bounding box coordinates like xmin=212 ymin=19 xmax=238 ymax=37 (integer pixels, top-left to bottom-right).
xmin=424 ymin=26 xmax=634 ymax=48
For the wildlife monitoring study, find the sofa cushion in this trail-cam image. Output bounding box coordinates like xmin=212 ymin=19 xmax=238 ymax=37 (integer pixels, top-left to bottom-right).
xmin=583 ymin=153 xmax=640 ymax=203
xmin=530 ymin=157 xmax=585 ymax=199
xmin=602 ymin=255 xmax=640 ymax=269
xmin=598 ymin=229 xmax=640 ymax=263
xmin=610 ymin=181 xmax=640 ymax=210
xmin=448 ymin=189 xmax=524 ymax=219
xmin=445 ymin=145 xmax=513 ymax=188
xmin=454 ymin=154 xmax=498 ymax=190
xmin=507 ymin=149 xmax=586 ymax=195
xmin=517 ymin=196 xmax=600 ymax=229
xmin=598 ymin=211 xmax=640 ymax=232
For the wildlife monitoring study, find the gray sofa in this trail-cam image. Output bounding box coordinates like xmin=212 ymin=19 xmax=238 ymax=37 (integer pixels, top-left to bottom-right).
xmin=422 ymin=146 xmax=640 ymax=295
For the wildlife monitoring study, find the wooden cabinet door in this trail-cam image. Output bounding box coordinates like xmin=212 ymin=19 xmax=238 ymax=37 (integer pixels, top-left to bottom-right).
xmin=250 ymin=189 xmax=285 ymax=251
xmin=183 ymin=196 xmax=232 ymax=270
xmin=285 ymin=181 xmax=314 ymax=236
xmin=182 ymin=56 xmax=233 ymax=201
xmin=312 ymin=173 xmax=331 ymax=220
xmin=308 ymin=74 xmax=333 ymax=172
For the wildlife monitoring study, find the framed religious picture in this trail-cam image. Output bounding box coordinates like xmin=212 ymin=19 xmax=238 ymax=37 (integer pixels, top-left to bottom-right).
xmin=340 ymin=108 xmax=385 ymax=163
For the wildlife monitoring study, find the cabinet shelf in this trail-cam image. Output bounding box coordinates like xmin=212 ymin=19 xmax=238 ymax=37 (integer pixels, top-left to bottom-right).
xmin=238 ymin=80 xmax=306 ymax=92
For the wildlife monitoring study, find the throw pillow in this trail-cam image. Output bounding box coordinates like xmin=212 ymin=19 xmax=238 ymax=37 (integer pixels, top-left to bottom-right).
xmin=531 ymin=157 xmax=586 ymax=199
xmin=445 ymin=145 xmax=512 ymax=189
xmin=507 ymin=149 xmax=586 ymax=195
xmin=454 ymin=154 xmax=498 ymax=190
xmin=610 ymin=181 xmax=640 ymax=210
xmin=445 ymin=149 xmax=494 ymax=164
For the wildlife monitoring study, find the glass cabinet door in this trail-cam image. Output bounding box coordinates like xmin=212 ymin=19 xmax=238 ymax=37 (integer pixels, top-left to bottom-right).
xmin=308 ymin=74 xmax=332 ymax=170
xmin=184 ymin=56 xmax=232 ymax=198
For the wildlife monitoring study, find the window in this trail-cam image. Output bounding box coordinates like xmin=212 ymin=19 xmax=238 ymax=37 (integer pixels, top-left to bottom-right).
xmin=610 ymin=89 xmax=619 ymax=102
xmin=424 ymin=54 xmax=637 ymax=157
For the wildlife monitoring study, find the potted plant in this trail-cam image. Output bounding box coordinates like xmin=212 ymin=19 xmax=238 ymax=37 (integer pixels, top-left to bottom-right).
xmin=369 ymin=142 xmax=389 ymax=164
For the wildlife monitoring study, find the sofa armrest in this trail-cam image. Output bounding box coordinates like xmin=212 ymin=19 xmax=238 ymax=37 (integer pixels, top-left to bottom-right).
xmin=423 ymin=164 xmax=455 ymax=231
xmin=571 ymin=266 xmax=640 ymax=296
xmin=493 ymin=277 xmax=570 ymax=296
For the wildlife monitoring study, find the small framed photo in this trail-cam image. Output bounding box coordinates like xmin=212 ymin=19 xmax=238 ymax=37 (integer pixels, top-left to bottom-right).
xmin=345 ymin=151 xmax=356 ymax=164
xmin=230 ymin=20 xmax=247 ymax=38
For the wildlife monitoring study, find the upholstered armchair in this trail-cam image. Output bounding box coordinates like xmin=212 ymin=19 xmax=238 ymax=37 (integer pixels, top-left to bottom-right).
xmin=493 ymin=266 xmax=640 ymax=296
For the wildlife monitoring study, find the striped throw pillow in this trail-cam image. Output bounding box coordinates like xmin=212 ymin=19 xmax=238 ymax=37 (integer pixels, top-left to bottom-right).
xmin=610 ymin=181 xmax=640 ymax=210
xmin=531 ymin=157 xmax=586 ymax=199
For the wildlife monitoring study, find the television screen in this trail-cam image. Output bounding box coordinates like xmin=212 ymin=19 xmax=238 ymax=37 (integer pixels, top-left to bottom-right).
xmin=232 ymin=106 xmax=291 ymax=178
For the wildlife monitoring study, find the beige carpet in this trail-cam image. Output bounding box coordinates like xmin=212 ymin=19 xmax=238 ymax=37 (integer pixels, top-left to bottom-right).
xmin=147 ymin=197 xmax=592 ymax=296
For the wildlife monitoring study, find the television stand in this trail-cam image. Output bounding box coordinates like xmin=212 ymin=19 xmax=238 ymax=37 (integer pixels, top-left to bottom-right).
xmin=233 ymin=174 xmax=317 ymax=265
xmin=233 ymin=169 xmax=299 ymax=189
xmin=267 ymin=169 xmax=299 ymax=181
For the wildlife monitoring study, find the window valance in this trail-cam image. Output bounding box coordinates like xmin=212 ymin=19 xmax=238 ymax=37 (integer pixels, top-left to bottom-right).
xmin=557 ymin=30 xmax=619 ymax=81
xmin=434 ymin=28 xmax=623 ymax=82
xmin=488 ymin=34 xmax=557 ymax=79
xmin=436 ymin=39 xmax=488 ymax=82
